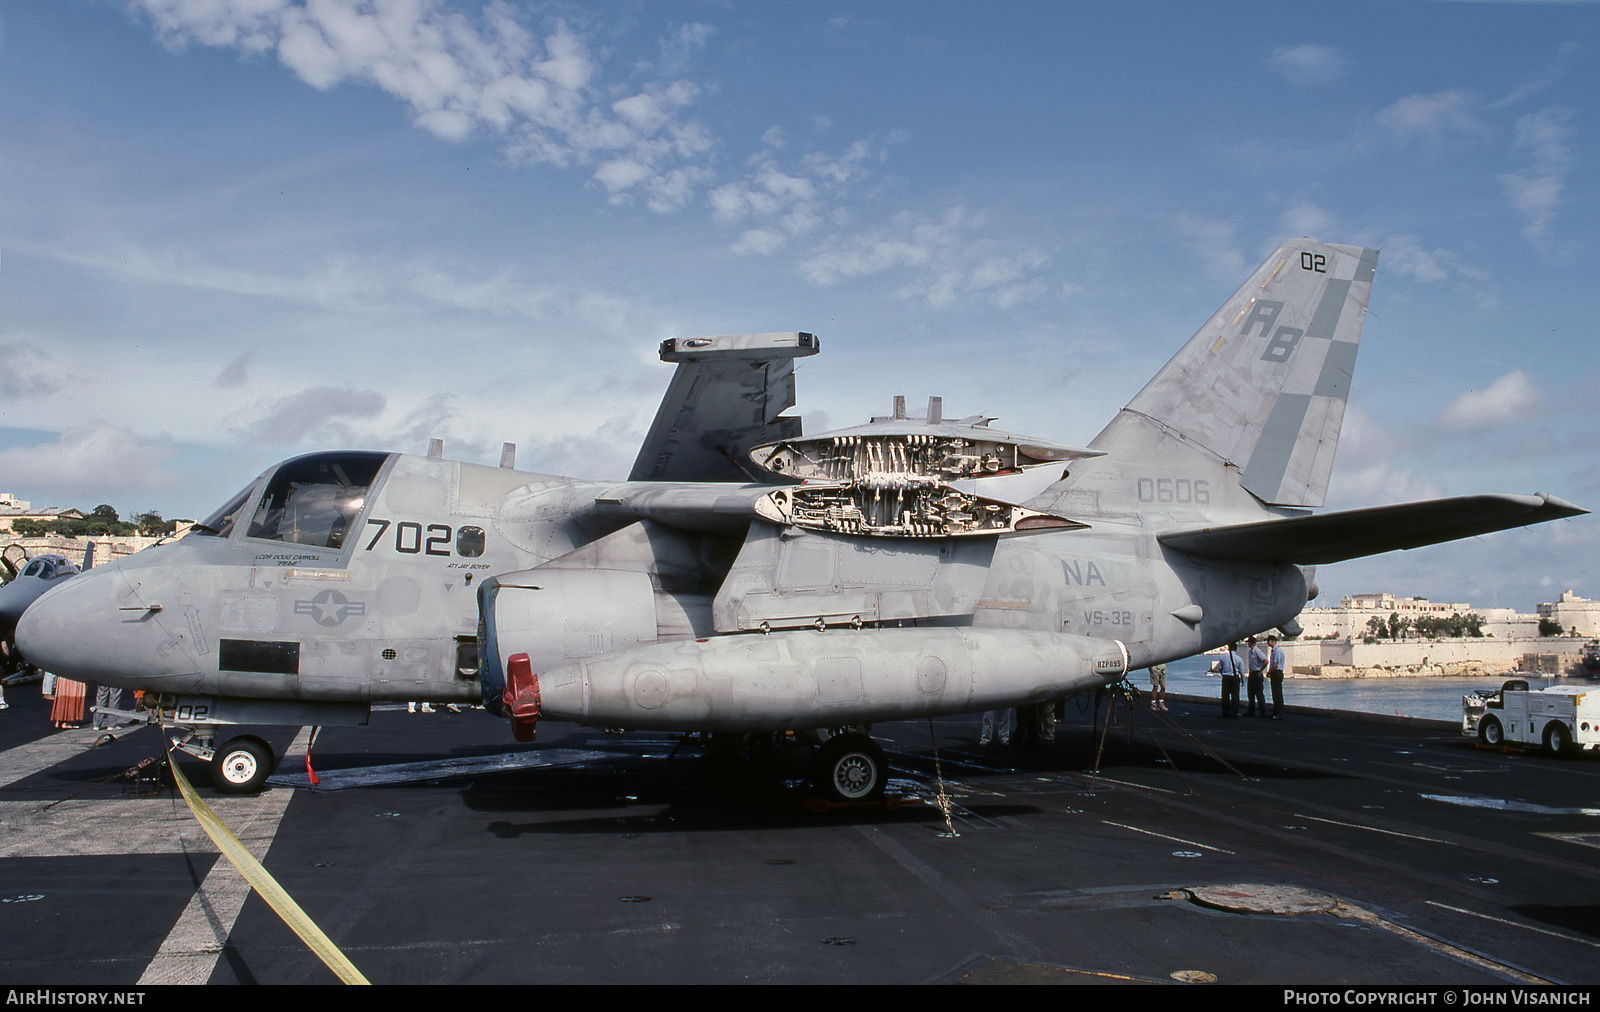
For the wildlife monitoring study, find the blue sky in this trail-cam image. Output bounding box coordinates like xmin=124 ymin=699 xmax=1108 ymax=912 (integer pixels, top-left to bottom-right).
xmin=0 ymin=0 xmax=1595 ymax=611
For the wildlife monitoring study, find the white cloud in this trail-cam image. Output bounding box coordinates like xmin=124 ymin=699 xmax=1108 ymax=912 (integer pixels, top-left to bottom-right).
xmin=233 ymin=384 xmax=387 ymax=446
xmin=1353 ymin=233 xmax=1495 ymax=303
xmin=0 ymin=424 xmax=179 ymax=502
xmin=711 ymin=135 xmax=891 ymax=255
xmin=1329 ymin=460 xmax=1446 ymax=509
xmin=1266 ymin=45 xmax=1347 ymax=87
xmin=1436 ymin=371 xmax=1544 ymax=432
xmin=1326 ymin=408 xmax=1444 ymax=509
xmin=1169 ymin=214 xmax=1246 ymax=281
xmin=799 ymin=207 xmax=1049 ymax=309
xmin=21 ymin=236 xmax=579 ymax=320
xmin=1499 ymin=106 xmax=1572 ymax=246
xmin=133 ymin=1 xmax=717 ymax=212
xmin=1377 ymin=236 xmax=1453 ymax=285
xmin=1374 ymin=90 xmax=1483 ymax=143
xmin=1279 ymin=201 xmax=1336 ymax=239
xmin=0 ymin=342 xmax=60 ymax=399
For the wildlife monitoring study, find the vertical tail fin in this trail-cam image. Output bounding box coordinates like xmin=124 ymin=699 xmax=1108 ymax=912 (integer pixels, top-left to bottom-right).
xmin=1101 ymin=239 xmax=1376 ymax=508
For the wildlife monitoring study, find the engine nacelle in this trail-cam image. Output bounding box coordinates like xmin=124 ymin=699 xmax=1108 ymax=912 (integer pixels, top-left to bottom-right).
xmin=477 ymin=568 xmax=661 ymax=715
xmin=483 ymin=620 xmax=1128 ymax=733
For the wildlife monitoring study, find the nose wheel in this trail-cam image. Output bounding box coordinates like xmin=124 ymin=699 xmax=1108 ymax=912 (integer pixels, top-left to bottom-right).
xmin=210 ymin=735 xmax=276 ymax=794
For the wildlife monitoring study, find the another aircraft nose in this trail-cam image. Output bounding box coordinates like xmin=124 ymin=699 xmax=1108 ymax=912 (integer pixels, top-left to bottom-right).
xmin=14 ymin=566 xmax=177 ymax=688
xmin=0 ymin=593 xmax=28 ymax=639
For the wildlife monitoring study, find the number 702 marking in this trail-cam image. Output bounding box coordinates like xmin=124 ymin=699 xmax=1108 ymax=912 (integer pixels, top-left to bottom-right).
xmin=364 ymin=518 xmax=452 ymax=556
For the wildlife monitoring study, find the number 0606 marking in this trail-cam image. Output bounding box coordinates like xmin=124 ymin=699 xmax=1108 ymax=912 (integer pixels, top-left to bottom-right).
xmin=1136 ymin=478 xmax=1209 ymax=504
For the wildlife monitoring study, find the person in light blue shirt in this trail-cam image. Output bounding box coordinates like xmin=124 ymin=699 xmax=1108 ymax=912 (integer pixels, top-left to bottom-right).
xmin=1246 ymin=636 xmax=1268 ymax=716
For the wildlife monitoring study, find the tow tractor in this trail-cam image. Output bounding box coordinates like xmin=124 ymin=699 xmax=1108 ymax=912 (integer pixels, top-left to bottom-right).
xmin=1462 ymin=679 xmax=1598 ymax=757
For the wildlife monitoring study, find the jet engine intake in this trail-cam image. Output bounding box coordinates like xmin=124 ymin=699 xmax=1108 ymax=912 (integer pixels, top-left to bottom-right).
xmin=477 ymin=567 xmax=662 ymax=715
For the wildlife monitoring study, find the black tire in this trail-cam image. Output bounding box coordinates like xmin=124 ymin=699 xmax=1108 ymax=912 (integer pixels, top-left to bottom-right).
xmin=1478 ymin=715 xmax=1504 ymax=746
xmin=211 ymin=736 xmax=275 ymax=794
xmin=1543 ymin=722 xmax=1575 ymax=759
xmin=813 ymin=732 xmax=886 ymax=803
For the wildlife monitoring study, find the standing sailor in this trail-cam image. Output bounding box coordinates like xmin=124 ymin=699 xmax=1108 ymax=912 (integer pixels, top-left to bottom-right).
xmin=1267 ymin=634 xmax=1286 ymax=718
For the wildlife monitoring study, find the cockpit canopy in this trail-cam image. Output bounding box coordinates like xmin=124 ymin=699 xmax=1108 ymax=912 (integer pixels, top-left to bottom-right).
xmin=195 ymin=451 xmax=392 ymax=551
xmin=21 ymin=556 xmax=76 ymax=580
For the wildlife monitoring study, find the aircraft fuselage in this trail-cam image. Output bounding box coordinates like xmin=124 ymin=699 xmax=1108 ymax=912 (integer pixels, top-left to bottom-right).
xmin=16 ymin=447 xmax=1303 ymax=722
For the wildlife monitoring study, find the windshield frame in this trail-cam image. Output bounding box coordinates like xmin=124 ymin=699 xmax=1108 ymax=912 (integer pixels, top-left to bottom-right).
xmin=191 ymin=479 xmax=264 ymax=539
xmin=240 ymin=451 xmax=394 ymax=556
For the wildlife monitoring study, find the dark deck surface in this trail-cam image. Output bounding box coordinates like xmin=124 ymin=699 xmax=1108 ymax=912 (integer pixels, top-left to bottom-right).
xmin=2 ymin=687 xmax=1598 ymax=985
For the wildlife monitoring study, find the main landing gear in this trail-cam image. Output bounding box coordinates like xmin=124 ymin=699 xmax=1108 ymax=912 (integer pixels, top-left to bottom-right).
xmin=703 ymin=727 xmax=890 ymax=805
xmin=812 ymin=731 xmax=887 ymax=803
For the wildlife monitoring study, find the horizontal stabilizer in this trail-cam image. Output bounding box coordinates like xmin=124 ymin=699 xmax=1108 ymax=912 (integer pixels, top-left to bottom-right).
xmin=1158 ymin=493 xmax=1587 ymax=565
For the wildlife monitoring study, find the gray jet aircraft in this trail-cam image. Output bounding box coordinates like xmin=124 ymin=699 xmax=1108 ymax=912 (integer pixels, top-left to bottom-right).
xmin=1 ymin=549 xmax=80 ymax=667
xmin=17 ymin=240 xmax=1586 ymax=799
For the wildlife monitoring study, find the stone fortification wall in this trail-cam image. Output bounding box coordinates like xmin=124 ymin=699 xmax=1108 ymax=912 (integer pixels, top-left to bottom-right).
xmin=2 ymin=534 xmax=168 ymax=570
xmin=1279 ymin=636 xmax=1587 ymax=678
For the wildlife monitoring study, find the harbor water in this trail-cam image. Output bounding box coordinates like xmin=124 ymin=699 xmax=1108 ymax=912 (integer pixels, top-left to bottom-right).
xmin=1155 ymin=653 xmax=1594 ymax=723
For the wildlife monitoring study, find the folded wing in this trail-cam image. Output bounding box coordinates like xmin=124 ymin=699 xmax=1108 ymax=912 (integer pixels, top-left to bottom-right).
xmin=629 ymin=332 xmax=819 ymax=483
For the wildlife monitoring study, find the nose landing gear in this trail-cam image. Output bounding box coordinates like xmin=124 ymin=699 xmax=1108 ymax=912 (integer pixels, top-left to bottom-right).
xmin=165 ymin=726 xmax=279 ymax=794
xmin=211 ymin=735 xmax=276 ymax=794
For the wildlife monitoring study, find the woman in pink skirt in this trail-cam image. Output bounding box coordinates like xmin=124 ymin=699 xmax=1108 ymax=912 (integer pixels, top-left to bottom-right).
xmin=50 ymin=677 xmax=85 ymax=728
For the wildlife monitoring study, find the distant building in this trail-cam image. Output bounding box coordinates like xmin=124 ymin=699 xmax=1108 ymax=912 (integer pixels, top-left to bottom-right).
xmin=0 ymin=492 xmax=84 ymax=534
xmin=1264 ymin=591 xmax=1584 ymax=675
xmin=1295 ymin=592 xmax=1540 ymax=641
xmin=1539 ymin=590 xmax=1600 ymax=638
xmin=2 ymin=492 xmax=189 ymax=567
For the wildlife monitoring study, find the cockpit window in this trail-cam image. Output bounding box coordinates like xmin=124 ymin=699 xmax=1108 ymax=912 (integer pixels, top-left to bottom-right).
xmin=22 ymin=560 xmax=43 ymax=577
xmin=193 ymin=482 xmax=258 ymax=538
xmin=246 ymin=451 xmax=389 ymax=550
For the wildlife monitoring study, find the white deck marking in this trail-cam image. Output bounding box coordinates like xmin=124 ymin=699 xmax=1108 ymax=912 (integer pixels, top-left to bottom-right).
xmin=0 ymin=725 xmax=112 ymax=788
xmin=139 ymin=727 xmax=311 ymax=985
xmin=0 ymin=724 xmax=312 ymax=982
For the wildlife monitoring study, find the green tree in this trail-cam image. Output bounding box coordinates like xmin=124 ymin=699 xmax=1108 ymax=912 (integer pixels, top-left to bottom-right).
xmin=10 ymin=519 xmax=49 ymax=538
xmin=133 ymin=511 xmax=166 ymax=537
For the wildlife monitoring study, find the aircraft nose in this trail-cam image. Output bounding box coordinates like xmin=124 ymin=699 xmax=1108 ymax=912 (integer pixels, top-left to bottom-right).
xmin=14 ymin=566 xmax=172 ymax=687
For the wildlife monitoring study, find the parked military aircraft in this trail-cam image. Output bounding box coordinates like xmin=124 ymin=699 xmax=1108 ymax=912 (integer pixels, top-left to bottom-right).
xmin=1 ymin=549 xmax=80 ymax=668
xmin=17 ymin=240 xmax=1586 ymax=799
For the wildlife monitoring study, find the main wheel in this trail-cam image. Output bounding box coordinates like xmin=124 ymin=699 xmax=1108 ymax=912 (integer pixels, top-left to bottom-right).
xmin=211 ymin=736 xmax=275 ymax=794
xmin=813 ymin=732 xmax=886 ymax=802
xmin=1543 ymin=722 xmax=1574 ymax=759
xmin=1478 ymin=715 xmax=1504 ymax=746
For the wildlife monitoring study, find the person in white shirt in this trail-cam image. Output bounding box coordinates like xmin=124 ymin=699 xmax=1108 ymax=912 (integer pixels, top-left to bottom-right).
xmin=1220 ymin=642 xmax=1243 ymax=718
xmin=1267 ymin=634 xmax=1287 ymax=718
xmin=1246 ymin=636 xmax=1268 ymax=717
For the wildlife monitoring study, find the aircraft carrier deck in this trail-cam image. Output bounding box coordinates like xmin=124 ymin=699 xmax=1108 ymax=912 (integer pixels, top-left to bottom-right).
xmin=1 ymin=686 xmax=1597 ymax=987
